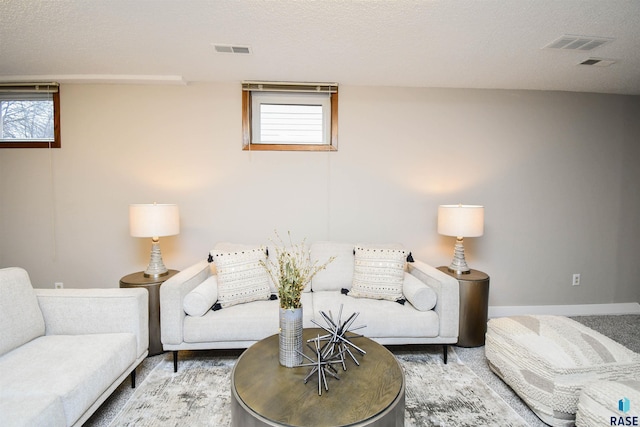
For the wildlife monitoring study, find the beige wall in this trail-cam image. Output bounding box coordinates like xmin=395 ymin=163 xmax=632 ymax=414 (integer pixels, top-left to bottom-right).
xmin=1 ymin=83 xmax=638 ymax=307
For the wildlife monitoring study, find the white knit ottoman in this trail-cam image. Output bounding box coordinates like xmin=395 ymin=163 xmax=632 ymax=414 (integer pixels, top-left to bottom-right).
xmin=576 ymin=380 xmax=640 ymax=427
xmin=485 ymin=315 xmax=640 ymax=427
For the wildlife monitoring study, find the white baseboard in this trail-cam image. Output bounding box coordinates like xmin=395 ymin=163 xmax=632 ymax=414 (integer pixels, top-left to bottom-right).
xmin=488 ymin=302 xmax=640 ymax=318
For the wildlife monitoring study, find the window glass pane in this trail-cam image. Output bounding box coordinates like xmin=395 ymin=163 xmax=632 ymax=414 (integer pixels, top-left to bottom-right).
xmin=0 ymin=98 xmax=54 ymax=141
xmin=259 ymin=103 xmax=323 ymax=144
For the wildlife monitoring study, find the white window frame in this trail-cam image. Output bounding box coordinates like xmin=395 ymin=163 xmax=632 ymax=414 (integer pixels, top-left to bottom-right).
xmin=251 ymin=92 xmax=330 ymax=145
xmin=242 ymin=81 xmax=338 ymax=151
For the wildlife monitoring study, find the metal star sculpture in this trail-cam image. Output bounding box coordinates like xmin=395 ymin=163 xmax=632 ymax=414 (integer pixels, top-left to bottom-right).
xmin=312 ymin=305 xmax=367 ymax=370
xmin=294 ymin=305 xmax=367 ymax=395
xmin=296 ymin=335 xmax=345 ymax=395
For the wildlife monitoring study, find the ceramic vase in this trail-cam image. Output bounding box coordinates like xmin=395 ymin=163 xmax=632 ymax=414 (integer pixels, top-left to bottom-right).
xmin=279 ymin=306 xmax=303 ymax=367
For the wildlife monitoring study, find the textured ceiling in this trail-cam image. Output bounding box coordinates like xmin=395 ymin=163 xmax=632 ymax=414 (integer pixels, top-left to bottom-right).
xmin=1 ymin=0 xmax=639 ymax=94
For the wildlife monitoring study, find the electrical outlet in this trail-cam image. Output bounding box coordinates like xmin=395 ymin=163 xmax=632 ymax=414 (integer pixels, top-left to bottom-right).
xmin=572 ymin=274 xmax=581 ymax=286
xmin=54 ymin=282 xmax=63 ymax=289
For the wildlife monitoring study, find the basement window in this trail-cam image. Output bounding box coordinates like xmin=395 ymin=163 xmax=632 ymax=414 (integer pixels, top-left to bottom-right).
xmin=242 ymin=81 xmax=338 ymax=151
xmin=0 ymin=83 xmax=61 ymax=148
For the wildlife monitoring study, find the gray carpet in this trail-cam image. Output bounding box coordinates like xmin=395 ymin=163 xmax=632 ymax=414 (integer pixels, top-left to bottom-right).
xmin=84 ymin=314 xmax=640 ymax=427
xmin=104 ymin=348 xmax=527 ymax=427
xmin=109 ymin=357 xmax=235 ymax=426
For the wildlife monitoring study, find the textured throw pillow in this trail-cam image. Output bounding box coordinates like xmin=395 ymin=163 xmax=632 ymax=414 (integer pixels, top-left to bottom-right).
xmin=183 ymin=276 xmax=218 ymax=316
xmin=402 ymin=272 xmax=437 ymax=311
xmin=213 ymin=242 xmax=277 ymax=293
xmin=350 ymin=246 xmax=407 ymax=301
xmin=211 ymin=247 xmax=271 ymax=308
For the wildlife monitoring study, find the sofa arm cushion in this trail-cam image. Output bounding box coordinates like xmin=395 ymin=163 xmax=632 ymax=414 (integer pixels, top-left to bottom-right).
xmin=0 ymin=267 xmax=45 ymax=357
xmin=183 ymin=276 xmax=218 ymax=316
xmin=407 ymin=260 xmax=459 ymax=339
xmin=160 ymin=260 xmax=212 ymax=346
xmin=403 ymin=272 xmax=437 ymax=311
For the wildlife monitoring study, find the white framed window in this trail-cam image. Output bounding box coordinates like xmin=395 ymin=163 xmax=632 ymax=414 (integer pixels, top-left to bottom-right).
xmin=252 ymin=92 xmax=330 ymax=145
xmin=242 ymin=81 xmax=338 ymax=151
xmin=0 ymin=82 xmax=60 ymax=148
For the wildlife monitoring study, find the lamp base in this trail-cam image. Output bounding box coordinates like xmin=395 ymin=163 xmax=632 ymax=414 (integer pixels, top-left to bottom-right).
xmin=448 ymin=237 xmax=471 ymax=275
xmin=447 ymin=267 xmax=471 ymax=275
xmin=144 ymin=240 xmax=169 ymax=278
xmin=143 ymin=270 xmax=169 ymax=279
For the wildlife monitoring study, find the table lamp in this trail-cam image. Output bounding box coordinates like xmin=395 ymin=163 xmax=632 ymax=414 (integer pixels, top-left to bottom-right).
xmin=129 ymin=203 xmax=180 ymax=278
xmin=437 ymin=204 xmax=484 ymax=274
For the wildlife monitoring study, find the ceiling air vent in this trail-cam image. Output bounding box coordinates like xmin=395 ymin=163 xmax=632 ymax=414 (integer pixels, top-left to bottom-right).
xmin=578 ymin=58 xmax=617 ymax=67
xmin=544 ymin=35 xmax=613 ymax=51
xmin=214 ymin=44 xmax=252 ymax=54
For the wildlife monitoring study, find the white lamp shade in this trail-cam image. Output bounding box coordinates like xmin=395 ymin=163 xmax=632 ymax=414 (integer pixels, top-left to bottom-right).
xmin=437 ymin=205 xmax=484 ymax=238
xmin=129 ymin=204 xmax=180 ymax=238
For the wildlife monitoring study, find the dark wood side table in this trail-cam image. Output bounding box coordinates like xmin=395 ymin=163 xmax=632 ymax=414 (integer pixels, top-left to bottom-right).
xmin=119 ymin=270 xmax=179 ymax=356
xmin=438 ymin=267 xmax=490 ymax=347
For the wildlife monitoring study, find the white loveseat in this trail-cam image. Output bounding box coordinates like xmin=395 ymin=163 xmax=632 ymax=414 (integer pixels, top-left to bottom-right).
xmin=0 ymin=267 xmax=149 ymax=427
xmin=160 ymin=242 xmax=459 ymax=371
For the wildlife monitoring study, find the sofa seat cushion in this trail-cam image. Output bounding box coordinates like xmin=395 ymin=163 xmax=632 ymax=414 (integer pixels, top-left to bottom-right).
xmin=311 ymin=291 xmax=439 ymax=338
xmin=576 ymin=380 xmax=640 ymax=427
xmin=485 ymin=315 xmax=640 ymax=427
xmin=0 ymin=393 xmax=66 ymax=427
xmin=0 ymin=333 xmax=137 ymax=426
xmin=183 ymin=293 xmax=314 ymax=343
xmin=184 ymin=299 xmax=278 ymax=343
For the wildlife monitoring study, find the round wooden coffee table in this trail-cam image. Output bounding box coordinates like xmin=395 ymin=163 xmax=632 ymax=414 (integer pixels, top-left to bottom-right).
xmin=231 ymin=328 xmax=405 ymax=427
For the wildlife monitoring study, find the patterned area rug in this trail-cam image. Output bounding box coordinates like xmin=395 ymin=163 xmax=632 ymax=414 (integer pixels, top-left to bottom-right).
xmin=110 ymin=348 xmax=527 ymax=427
